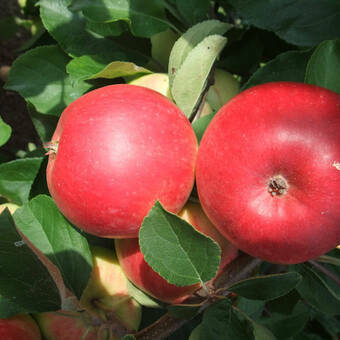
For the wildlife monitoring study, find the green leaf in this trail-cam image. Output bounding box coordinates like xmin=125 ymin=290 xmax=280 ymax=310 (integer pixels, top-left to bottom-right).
xmin=293 ymin=264 xmax=340 ymax=315
xmin=230 ymin=0 xmax=340 ymax=46
xmin=87 ymin=20 xmax=126 ymax=37
xmin=192 ymin=113 xmax=214 ymax=144
xmin=39 ymin=0 xmax=125 ymax=57
xmin=237 ymin=297 xmax=265 ymax=318
xmin=13 ymin=195 xmax=93 ymax=300
xmin=172 ymin=34 xmax=227 ymax=117
xmin=67 ymin=56 xmax=152 ymax=83
xmin=233 ymin=306 xmax=277 ymax=340
xmin=229 ymin=272 xmax=302 ymax=301
xmin=169 ymin=19 xmax=230 ymax=86
xmin=0 ymin=157 xmax=43 ymax=205
xmin=27 ymin=104 xmax=59 ymax=143
xmin=71 ymin=0 xmax=170 ymax=37
xmin=0 ymin=117 xmax=11 ymax=147
xmin=0 ymin=209 xmax=60 ymax=317
xmin=176 ymin=0 xmax=210 ymax=26
xmin=191 ymin=299 xmax=252 ymax=340
xmin=261 ymin=303 xmax=310 ymax=339
xmin=305 ymin=40 xmax=340 ymax=93
xmin=5 ymin=45 xmax=92 ymax=116
xmin=243 ymin=50 xmax=312 ymax=91
xmin=139 ymin=201 xmax=220 ymax=286
xmin=126 ymin=279 xmax=164 ymax=309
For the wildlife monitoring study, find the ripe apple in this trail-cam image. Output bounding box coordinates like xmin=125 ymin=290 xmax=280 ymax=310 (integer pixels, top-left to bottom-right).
xmin=0 ymin=314 xmax=41 ymax=340
xmin=196 ymin=82 xmax=340 ymax=264
xmin=115 ymin=202 xmax=238 ymax=304
xmin=80 ymin=246 xmax=141 ymax=332
xmin=46 ymin=84 xmax=197 ymax=238
xmin=36 ymin=311 xmax=99 ymax=340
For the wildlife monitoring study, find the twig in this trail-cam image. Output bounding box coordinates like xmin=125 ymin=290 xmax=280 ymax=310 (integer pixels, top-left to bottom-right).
xmin=134 ymin=254 xmax=261 ymax=340
xmin=308 ymin=259 xmax=340 ymax=286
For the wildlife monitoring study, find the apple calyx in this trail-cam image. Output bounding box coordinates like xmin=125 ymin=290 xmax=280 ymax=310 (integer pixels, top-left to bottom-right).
xmin=268 ymin=175 xmax=288 ymax=196
xmin=44 ymin=140 xmax=59 ymax=156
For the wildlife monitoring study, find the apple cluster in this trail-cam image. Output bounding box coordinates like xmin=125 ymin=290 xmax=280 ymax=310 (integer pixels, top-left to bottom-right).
xmin=4 ymin=75 xmax=340 ymax=339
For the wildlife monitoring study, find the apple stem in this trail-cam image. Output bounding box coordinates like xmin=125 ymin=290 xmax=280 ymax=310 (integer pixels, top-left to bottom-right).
xmin=308 ymin=259 xmax=340 ymax=286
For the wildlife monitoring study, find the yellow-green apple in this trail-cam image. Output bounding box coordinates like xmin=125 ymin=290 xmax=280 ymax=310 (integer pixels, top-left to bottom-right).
xmin=46 ymin=84 xmax=197 ymax=238
xmin=205 ymin=69 xmax=239 ymax=113
xmin=0 ymin=314 xmax=41 ymax=340
xmin=115 ymin=202 xmax=238 ymax=304
xmin=36 ymin=246 xmax=141 ymax=339
xmin=129 ymin=73 xmax=171 ymax=98
xmin=80 ymin=246 xmax=141 ymax=331
xmin=150 ymin=29 xmax=179 ymax=70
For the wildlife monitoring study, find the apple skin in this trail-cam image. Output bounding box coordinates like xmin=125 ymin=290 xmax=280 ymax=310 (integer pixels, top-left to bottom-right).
xmin=46 ymin=84 xmax=197 ymax=238
xmin=36 ymin=311 xmax=99 ymax=340
xmin=129 ymin=73 xmax=171 ymax=98
xmin=115 ymin=237 xmax=201 ymax=304
xmin=196 ymin=81 xmax=340 ymax=264
xmin=115 ymin=202 xmax=238 ymax=304
xmin=80 ymin=246 xmax=141 ymax=331
xmin=205 ymin=69 xmax=239 ymax=113
xmin=129 ymin=70 xmax=239 ymax=118
xmin=0 ymin=314 xmax=41 ymax=340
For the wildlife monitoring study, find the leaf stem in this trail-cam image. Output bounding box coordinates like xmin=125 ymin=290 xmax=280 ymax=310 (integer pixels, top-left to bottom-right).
xmin=134 ymin=254 xmax=260 ymax=339
xmin=308 ymin=259 xmax=340 ymax=286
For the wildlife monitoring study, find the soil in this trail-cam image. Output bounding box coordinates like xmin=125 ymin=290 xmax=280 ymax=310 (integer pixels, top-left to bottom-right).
xmin=0 ymin=0 xmax=41 ymax=159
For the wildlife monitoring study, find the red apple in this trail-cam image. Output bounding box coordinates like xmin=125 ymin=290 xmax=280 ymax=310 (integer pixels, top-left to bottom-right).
xmin=196 ymin=82 xmax=340 ymax=264
xmin=46 ymin=84 xmax=197 ymax=238
xmin=115 ymin=202 xmax=238 ymax=304
xmin=0 ymin=314 xmax=41 ymax=340
xmin=36 ymin=311 xmax=99 ymax=340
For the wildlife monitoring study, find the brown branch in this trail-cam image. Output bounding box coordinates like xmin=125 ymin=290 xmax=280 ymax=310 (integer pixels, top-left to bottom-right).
xmin=134 ymin=254 xmax=261 ymax=340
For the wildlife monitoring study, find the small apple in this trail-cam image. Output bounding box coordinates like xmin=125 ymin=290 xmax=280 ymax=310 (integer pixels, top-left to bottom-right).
xmin=46 ymin=84 xmax=197 ymax=238
xmin=80 ymin=246 xmax=141 ymax=332
xmin=0 ymin=314 xmax=41 ymax=340
xmin=36 ymin=311 xmax=99 ymax=340
xmin=115 ymin=202 xmax=238 ymax=304
xmin=205 ymin=69 xmax=239 ymax=113
xmin=197 ymin=82 xmax=340 ymax=264
xmin=150 ymin=29 xmax=179 ymax=70
xmin=129 ymin=73 xmax=171 ymax=98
